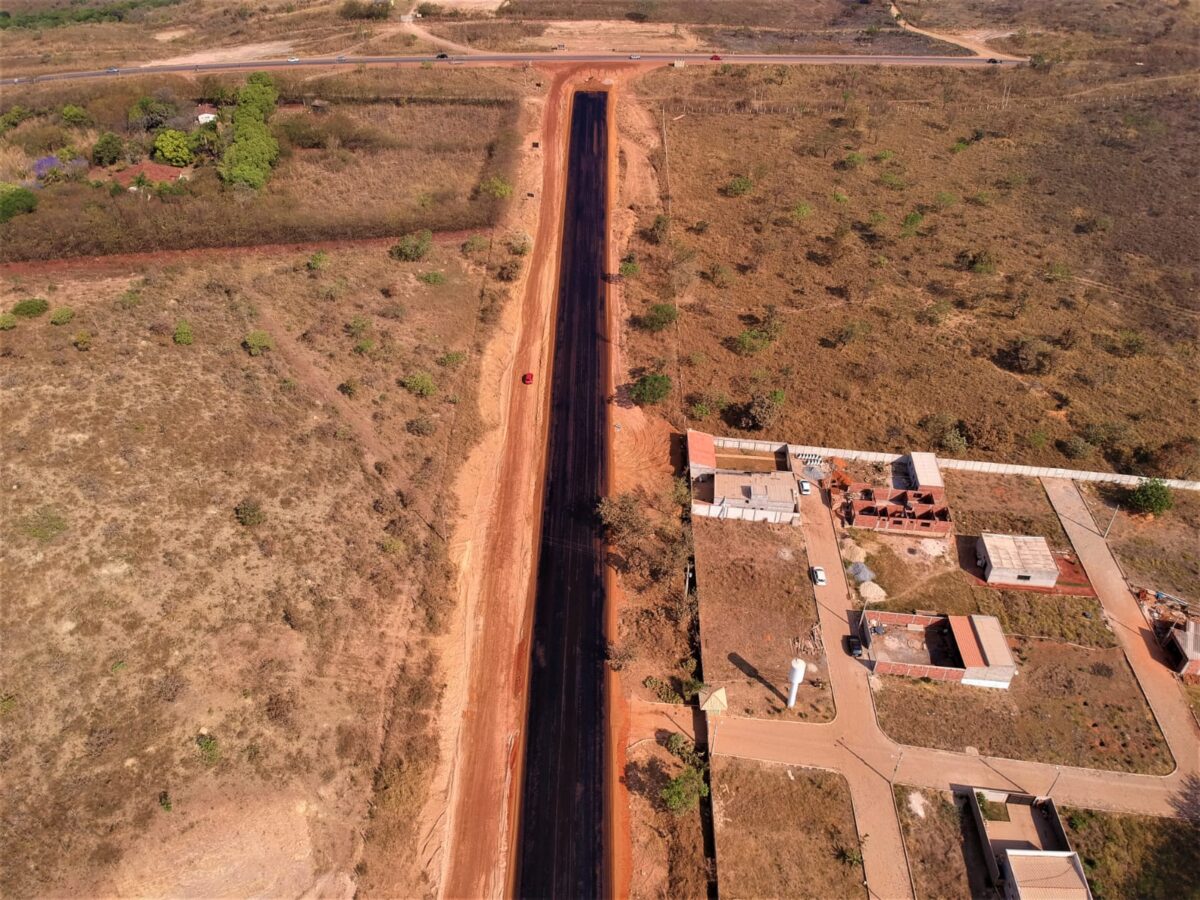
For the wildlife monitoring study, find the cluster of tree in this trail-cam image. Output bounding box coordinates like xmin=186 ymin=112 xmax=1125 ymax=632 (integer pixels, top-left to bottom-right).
xmin=217 ymin=73 xmax=279 ymax=190
xmin=0 ymin=0 xmax=180 ymax=29
xmin=338 ymin=0 xmax=390 ymax=19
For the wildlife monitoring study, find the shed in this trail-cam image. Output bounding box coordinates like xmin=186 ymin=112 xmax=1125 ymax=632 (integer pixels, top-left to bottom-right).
xmin=195 ymin=104 xmax=218 ymax=125
xmin=1170 ymin=620 xmax=1200 ymax=677
xmin=908 ymin=451 xmax=944 ymax=498
xmin=977 ymin=533 xmax=1059 ymax=588
xmin=950 ymin=614 xmax=1017 ymax=689
xmin=1003 ymin=850 xmax=1092 ymax=900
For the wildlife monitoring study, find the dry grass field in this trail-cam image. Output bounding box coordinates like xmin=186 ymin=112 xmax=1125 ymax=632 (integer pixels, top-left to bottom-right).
xmin=0 ymin=238 xmax=509 ymax=897
xmin=1078 ymin=482 xmax=1200 ymax=601
xmin=693 ymin=518 xmax=834 ymax=720
xmin=875 ymin=639 xmax=1173 ymax=774
xmin=496 ymin=0 xmax=891 ymax=30
xmin=1061 ymin=804 xmax=1200 ymax=900
xmin=0 ymin=69 xmax=528 ymax=260
xmin=944 ymin=472 xmax=1070 ymax=549
xmin=621 ymin=65 xmax=1199 ymax=475
xmin=893 ymin=786 xmax=994 ymax=900
xmin=710 ymin=757 xmax=865 ymax=900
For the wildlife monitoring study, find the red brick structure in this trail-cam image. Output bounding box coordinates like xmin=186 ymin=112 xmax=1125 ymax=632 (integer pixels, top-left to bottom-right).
xmin=863 ymin=611 xmax=1017 ymax=689
xmin=844 ymin=485 xmax=952 ymax=535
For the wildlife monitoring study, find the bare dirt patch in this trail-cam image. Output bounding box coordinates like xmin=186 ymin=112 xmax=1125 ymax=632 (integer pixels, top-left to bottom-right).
xmin=144 ymin=39 xmax=294 ymax=66
xmin=875 ymin=639 xmax=1173 ymax=774
xmin=693 ymin=519 xmax=834 ymax=720
xmin=893 ymin=786 xmax=994 ymax=900
xmin=710 ymin=757 xmax=865 ymax=899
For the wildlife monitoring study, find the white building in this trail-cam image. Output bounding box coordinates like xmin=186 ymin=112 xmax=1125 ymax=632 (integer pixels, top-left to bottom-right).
xmin=976 ymin=533 xmax=1058 ymax=588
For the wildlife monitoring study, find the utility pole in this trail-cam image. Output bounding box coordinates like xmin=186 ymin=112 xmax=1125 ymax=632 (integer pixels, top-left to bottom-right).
xmin=1103 ymin=503 xmax=1121 ymax=539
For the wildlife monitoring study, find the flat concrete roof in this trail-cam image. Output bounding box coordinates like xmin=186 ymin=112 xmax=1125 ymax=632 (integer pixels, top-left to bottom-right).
xmin=909 ymin=451 xmax=944 ymax=488
xmin=1172 ymin=619 xmax=1200 ymax=660
xmin=971 ymin=615 xmax=1016 ymax=669
xmin=1006 ymin=851 xmax=1090 ymax=900
xmin=979 ymin=533 xmax=1057 ymax=574
xmin=687 ymin=429 xmax=716 ymax=471
xmin=713 ymin=471 xmax=797 ymax=508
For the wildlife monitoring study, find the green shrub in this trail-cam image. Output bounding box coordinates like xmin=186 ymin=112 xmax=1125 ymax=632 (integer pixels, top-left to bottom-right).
xmin=401 ymin=371 xmax=437 ymax=397
xmin=419 ymin=271 xmax=446 ymax=285
xmin=661 ymin=766 xmax=708 ymax=813
xmin=950 ymin=140 xmax=970 ymax=153
xmin=1128 ymin=478 xmax=1173 ymax=516
xmin=173 ymin=320 xmax=194 ymax=345
xmin=879 ymin=172 xmax=906 ymax=190
xmin=900 ymin=210 xmax=924 ymax=237
xmin=11 ymin=297 xmax=49 ymax=318
xmin=508 ymin=233 xmax=532 ymax=256
xmin=153 ymin=129 xmax=194 ymax=166
xmin=935 ymin=191 xmax=957 ymax=207
xmin=840 ymin=151 xmax=865 ymax=169
xmin=242 ymin=330 xmax=274 ymax=356
xmin=353 ymin=338 xmax=375 ymax=356
xmin=832 ymin=191 xmax=849 ymax=203
xmin=479 ymin=175 xmax=513 ymax=199
xmin=461 ymin=234 xmax=489 ymax=255
xmin=1045 ymin=261 xmax=1072 ymax=282
xmin=741 ymin=390 xmax=785 ymax=431
xmin=630 ymin=373 xmax=671 ymax=405
xmin=337 ymin=378 xmax=359 ymax=398
xmin=1061 ymin=436 xmax=1095 ymax=460
xmin=218 ymin=73 xmax=279 ymax=189
xmin=0 ymin=313 xmax=16 ymax=330
xmin=0 ymin=183 xmax=38 ymax=223
xmin=436 ymin=350 xmax=466 ymax=367
xmin=733 ymin=328 xmax=770 ymax=356
xmin=49 ymin=307 xmax=74 ymax=325
xmin=72 ymin=330 xmax=92 ymax=351
xmin=636 ymin=303 xmax=677 ymax=333
xmin=647 ymin=214 xmax=671 ymax=244
xmin=60 ymin=104 xmax=90 ymax=126
xmin=406 ymin=416 xmax=436 ymax=436
xmin=305 ymin=251 xmax=328 ymax=272
xmin=722 ymin=174 xmax=753 ymax=197
xmin=196 ymin=733 xmax=220 ymax=765
xmin=618 ymin=254 xmax=640 ymax=278
xmin=790 ymin=201 xmax=813 ymax=221
xmin=339 ymin=0 xmax=390 ymax=18
xmin=1110 ymin=329 xmax=1145 ymax=358
xmin=497 ymin=259 xmax=522 ymax=282
xmin=234 ymin=498 xmax=266 ymax=526
xmin=390 ymin=229 xmax=433 ymax=262
xmin=957 ymin=248 xmax=997 ymax=275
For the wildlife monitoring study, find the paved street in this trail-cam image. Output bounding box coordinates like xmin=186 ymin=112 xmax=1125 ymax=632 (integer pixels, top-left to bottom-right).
xmin=630 ymin=482 xmax=1200 ymax=899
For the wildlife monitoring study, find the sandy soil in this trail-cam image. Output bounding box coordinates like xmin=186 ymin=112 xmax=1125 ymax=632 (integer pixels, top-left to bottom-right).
xmin=143 ymin=40 xmax=294 ymax=67
xmin=539 ymin=20 xmax=705 ymax=53
xmin=153 ymin=28 xmax=192 ymax=42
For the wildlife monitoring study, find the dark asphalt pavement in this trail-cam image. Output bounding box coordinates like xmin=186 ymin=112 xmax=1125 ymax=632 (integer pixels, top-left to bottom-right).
xmin=515 ymin=90 xmax=609 ymax=900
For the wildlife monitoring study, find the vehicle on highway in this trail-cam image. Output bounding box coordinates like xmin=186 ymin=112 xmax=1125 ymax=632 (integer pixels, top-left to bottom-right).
xmin=628 ymin=54 xmax=641 ymax=60
xmin=336 ymin=55 xmax=346 ymax=62
xmin=710 ymin=55 xmax=722 ymax=61
xmin=287 ymin=57 xmax=300 ymax=63
xmin=987 ymin=58 xmax=1000 ymax=64
xmin=799 ymin=480 xmax=812 ymax=496
xmin=846 ymin=635 xmax=864 ymax=658
xmin=436 ymin=52 xmax=450 ymax=59
xmin=522 ymin=372 xmax=535 ymax=385
xmin=105 ymin=67 xmax=119 ymax=74
xmin=810 ymin=566 xmax=827 ymax=587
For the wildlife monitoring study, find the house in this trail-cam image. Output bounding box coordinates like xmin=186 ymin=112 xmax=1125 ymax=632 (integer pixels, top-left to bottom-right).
xmin=966 ymin=790 xmax=1092 ymax=900
xmin=862 ymin=612 xmax=1017 ymax=689
xmin=195 ymin=104 xmax=218 ymax=125
xmin=845 ymin=486 xmax=953 ymax=535
xmin=976 ymin=533 xmax=1059 ymax=588
xmin=1169 ymin=619 xmax=1200 ymax=677
xmin=712 ymin=471 xmax=799 ymax=515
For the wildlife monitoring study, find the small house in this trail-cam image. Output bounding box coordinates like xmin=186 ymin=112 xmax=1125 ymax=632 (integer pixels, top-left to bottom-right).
xmin=712 ymin=471 xmax=799 ymax=515
xmin=976 ymin=533 xmax=1058 ymax=588
xmin=195 ymin=104 xmax=219 ymax=125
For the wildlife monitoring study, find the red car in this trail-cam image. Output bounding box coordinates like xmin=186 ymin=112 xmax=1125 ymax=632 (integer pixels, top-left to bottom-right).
xmin=710 ymin=54 xmax=722 ymax=61
xmin=521 ymin=372 xmax=534 ymax=385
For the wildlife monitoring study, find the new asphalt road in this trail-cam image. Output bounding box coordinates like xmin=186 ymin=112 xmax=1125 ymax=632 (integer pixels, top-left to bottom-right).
xmin=515 ymin=90 xmax=610 ymax=899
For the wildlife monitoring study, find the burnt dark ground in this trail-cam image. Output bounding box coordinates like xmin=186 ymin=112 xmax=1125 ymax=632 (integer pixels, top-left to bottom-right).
xmin=515 ymin=90 xmax=609 ymax=899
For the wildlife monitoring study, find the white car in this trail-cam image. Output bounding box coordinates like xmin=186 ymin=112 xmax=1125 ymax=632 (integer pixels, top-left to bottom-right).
xmin=799 ymin=480 xmax=812 ymax=496
xmin=629 ymin=54 xmax=642 ymax=60
xmin=810 ymin=566 xmax=827 ymax=587
xmin=287 ymin=57 xmax=300 ymax=63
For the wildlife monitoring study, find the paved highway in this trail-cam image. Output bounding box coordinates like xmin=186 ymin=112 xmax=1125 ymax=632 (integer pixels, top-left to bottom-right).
xmin=6 ymin=52 xmax=1019 ymax=85
xmin=515 ymin=90 xmax=610 ymax=899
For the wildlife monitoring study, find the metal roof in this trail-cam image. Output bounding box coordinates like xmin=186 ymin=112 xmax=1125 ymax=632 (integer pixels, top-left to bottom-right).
xmin=1005 ymin=851 xmax=1091 ymax=900
xmin=1172 ymin=619 xmax=1200 ymax=660
xmin=979 ymin=533 xmax=1057 ymax=574
xmin=908 ymin=451 xmax=944 ymax=489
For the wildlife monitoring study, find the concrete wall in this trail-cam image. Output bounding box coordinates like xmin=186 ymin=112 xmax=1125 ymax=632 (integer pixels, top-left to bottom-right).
xmin=787 ymin=444 xmax=1200 ymax=491
xmin=691 ymin=501 xmax=799 ymax=525
xmin=873 ymin=660 xmax=965 ymax=681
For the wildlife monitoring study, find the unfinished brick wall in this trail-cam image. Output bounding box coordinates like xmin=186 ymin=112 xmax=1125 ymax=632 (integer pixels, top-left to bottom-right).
xmin=872 ymin=661 xmax=965 ymax=681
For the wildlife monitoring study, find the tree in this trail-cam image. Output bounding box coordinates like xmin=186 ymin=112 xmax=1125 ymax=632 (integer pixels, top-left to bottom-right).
xmin=479 ymin=175 xmax=513 ymax=199
xmin=635 ymin=303 xmax=677 ymax=333
xmin=390 ymin=229 xmax=433 ymax=262
xmin=1128 ymin=478 xmax=1173 ymax=516
xmin=1010 ymin=337 xmax=1056 ymax=374
xmin=630 ymin=373 xmax=671 ymax=405
xmin=128 ymin=94 xmax=178 ymax=131
xmin=0 ymin=183 xmax=37 ymax=223
xmin=91 ymin=132 xmax=125 ymax=166
xmin=661 ymin=765 xmax=708 ymax=814
xmin=153 ymin=129 xmax=194 ymax=166
xmin=234 ymin=498 xmax=267 ymax=526
xmin=597 ymin=493 xmax=650 ymax=543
